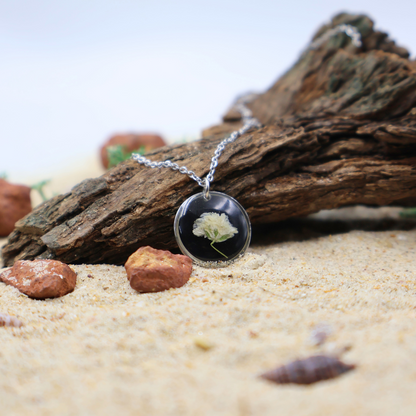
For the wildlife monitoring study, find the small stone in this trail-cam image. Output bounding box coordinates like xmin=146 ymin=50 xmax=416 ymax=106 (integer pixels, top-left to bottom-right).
xmin=194 ymin=336 xmax=214 ymax=351
xmin=100 ymin=133 xmax=166 ymax=168
xmin=309 ymin=323 xmax=333 ymax=346
xmin=0 ymin=179 xmax=32 ymax=237
xmin=0 ymin=313 xmax=24 ymax=327
xmin=125 ymin=246 xmax=192 ymax=293
xmin=0 ymin=260 xmax=77 ymax=299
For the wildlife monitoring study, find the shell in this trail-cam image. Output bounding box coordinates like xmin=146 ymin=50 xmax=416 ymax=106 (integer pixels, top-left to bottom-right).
xmin=0 ymin=313 xmax=24 ymax=328
xmin=260 ymin=355 xmax=355 ymax=385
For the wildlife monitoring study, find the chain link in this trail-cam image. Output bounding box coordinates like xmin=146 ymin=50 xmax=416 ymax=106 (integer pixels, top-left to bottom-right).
xmin=132 ymin=24 xmax=362 ymax=188
xmin=131 ymin=95 xmax=261 ymax=188
xmin=309 ymin=24 xmax=362 ymax=50
xmin=131 ymin=153 xmax=205 ymax=186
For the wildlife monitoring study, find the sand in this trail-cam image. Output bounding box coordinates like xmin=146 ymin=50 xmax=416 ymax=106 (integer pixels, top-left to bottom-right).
xmin=1 ymin=163 xmax=416 ymax=415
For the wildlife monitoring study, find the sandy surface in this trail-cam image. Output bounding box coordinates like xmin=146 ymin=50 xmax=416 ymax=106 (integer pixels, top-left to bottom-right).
xmin=1 ymin=162 xmax=416 ymax=415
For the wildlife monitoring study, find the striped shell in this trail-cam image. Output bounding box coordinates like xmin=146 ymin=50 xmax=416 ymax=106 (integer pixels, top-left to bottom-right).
xmin=260 ymin=355 xmax=355 ymax=385
xmin=0 ymin=313 xmax=24 ymax=328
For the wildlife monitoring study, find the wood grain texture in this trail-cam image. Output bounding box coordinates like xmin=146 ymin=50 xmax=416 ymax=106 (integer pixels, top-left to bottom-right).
xmin=3 ymin=13 xmax=416 ymax=266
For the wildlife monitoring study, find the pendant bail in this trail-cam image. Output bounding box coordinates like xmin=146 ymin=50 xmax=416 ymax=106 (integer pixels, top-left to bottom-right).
xmin=203 ymin=177 xmax=211 ymax=201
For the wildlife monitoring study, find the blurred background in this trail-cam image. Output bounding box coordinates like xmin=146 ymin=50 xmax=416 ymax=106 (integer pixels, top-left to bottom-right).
xmin=1 ymin=0 xmax=415 ymax=187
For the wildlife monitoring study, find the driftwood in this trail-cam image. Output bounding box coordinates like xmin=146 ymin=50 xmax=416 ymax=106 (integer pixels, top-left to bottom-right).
xmin=3 ymin=13 xmax=416 ymax=266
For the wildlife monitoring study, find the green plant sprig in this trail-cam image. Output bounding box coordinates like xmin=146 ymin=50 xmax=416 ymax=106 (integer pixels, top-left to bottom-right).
xmin=31 ymin=179 xmax=51 ymax=202
xmin=400 ymin=208 xmax=416 ymax=218
xmin=107 ymin=145 xmax=146 ymax=169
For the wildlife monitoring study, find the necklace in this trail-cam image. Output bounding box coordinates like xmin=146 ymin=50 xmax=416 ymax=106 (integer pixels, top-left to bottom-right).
xmin=132 ymin=24 xmax=361 ymax=267
xmin=133 ymin=97 xmax=260 ymax=267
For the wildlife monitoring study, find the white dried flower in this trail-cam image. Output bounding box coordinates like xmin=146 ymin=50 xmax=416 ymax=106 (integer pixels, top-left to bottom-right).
xmin=193 ymin=212 xmax=238 ymax=258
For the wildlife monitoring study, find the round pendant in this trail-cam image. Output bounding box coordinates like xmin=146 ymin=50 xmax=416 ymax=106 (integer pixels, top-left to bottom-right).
xmin=174 ymin=191 xmax=251 ymax=267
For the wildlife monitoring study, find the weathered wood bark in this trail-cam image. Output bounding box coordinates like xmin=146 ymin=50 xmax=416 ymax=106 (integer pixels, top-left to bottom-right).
xmin=3 ymin=13 xmax=416 ymax=266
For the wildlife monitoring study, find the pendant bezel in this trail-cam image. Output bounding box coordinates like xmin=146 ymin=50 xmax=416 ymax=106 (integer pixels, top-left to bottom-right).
xmin=174 ymin=191 xmax=251 ymax=268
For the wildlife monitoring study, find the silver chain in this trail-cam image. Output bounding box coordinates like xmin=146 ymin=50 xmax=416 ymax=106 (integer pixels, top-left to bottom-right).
xmin=132 ymin=24 xmax=362 ymax=191
xmin=131 ymin=95 xmax=261 ymax=189
xmin=309 ymin=24 xmax=362 ymax=49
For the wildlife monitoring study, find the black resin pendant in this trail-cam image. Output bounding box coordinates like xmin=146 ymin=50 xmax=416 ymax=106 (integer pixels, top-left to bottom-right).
xmin=174 ymin=191 xmax=251 ymax=267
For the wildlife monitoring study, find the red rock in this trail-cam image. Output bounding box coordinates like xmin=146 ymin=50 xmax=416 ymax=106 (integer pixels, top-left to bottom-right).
xmin=0 ymin=260 xmax=77 ymax=299
xmin=125 ymin=246 xmax=192 ymax=293
xmin=100 ymin=133 xmax=166 ymax=169
xmin=0 ymin=179 xmax=32 ymax=237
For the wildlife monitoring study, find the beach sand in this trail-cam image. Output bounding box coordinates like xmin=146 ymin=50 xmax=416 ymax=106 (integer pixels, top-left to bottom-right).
xmin=1 ymin=162 xmax=416 ymax=416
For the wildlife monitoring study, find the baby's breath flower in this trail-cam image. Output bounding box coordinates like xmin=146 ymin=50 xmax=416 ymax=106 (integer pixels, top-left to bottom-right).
xmin=193 ymin=212 xmax=238 ymax=258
